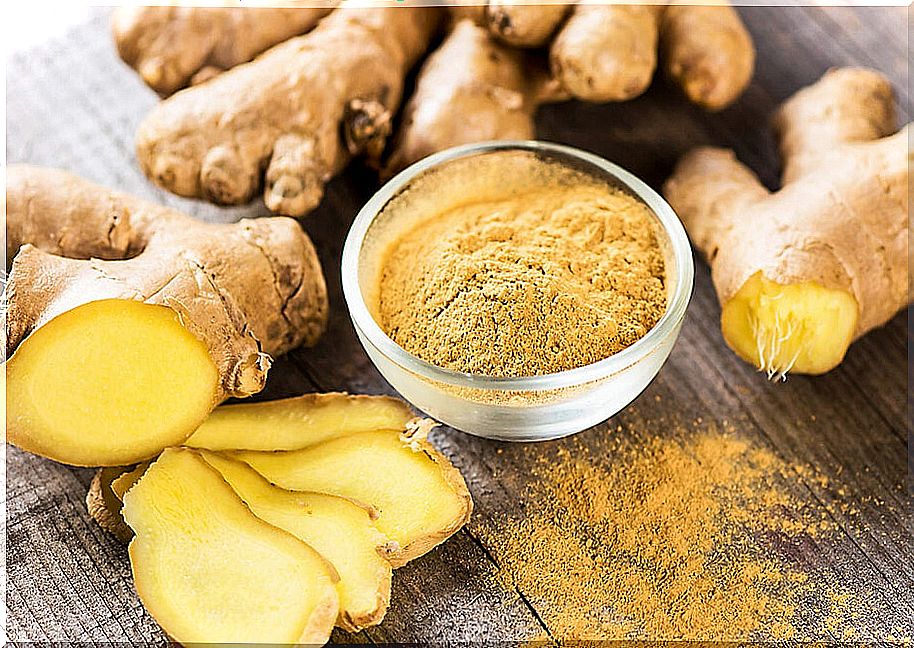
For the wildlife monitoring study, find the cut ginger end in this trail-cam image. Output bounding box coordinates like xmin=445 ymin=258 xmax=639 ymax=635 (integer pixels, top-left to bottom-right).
xmin=721 ymin=272 xmax=858 ymax=378
xmin=234 ymin=429 xmax=472 ymax=567
xmin=122 ymin=448 xmax=339 ymax=645
xmin=6 ymin=299 xmax=219 ymax=466
xmin=201 ymin=452 xmax=393 ymax=632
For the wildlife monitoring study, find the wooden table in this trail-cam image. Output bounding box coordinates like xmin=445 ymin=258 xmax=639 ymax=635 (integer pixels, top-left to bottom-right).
xmin=6 ymin=6 xmax=912 ymax=642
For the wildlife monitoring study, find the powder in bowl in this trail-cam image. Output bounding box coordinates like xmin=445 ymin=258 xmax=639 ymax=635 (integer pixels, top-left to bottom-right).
xmin=374 ymin=154 xmax=667 ymax=378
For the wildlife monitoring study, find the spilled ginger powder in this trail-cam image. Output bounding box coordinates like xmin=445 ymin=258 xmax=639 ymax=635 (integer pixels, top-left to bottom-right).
xmin=377 ymin=182 xmax=666 ymax=376
xmin=473 ymin=425 xmax=873 ymax=641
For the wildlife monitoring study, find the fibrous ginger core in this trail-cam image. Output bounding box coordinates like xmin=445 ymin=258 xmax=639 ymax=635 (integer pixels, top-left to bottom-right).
xmin=376 ymin=173 xmax=667 ymax=377
xmin=6 ymin=299 xmax=219 ymax=466
xmin=722 ymin=272 xmax=858 ymax=378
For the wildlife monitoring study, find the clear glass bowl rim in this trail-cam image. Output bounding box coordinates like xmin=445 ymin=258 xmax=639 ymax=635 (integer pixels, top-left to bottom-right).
xmin=341 ymin=140 xmax=694 ymax=392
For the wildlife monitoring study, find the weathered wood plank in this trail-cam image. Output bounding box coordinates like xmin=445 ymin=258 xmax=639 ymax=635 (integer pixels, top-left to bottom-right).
xmin=5 ymin=5 xmax=912 ymax=643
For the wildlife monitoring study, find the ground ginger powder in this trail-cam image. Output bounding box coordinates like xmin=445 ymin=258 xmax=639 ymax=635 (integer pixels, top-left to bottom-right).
xmin=473 ymin=425 xmax=873 ymax=641
xmin=377 ymin=183 xmax=666 ymax=376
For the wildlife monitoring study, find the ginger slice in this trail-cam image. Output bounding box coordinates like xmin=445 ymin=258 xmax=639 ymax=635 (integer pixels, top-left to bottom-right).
xmin=201 ymin=452 xmax=394 ymax=632
xmin=7 ymin=300 xmax=218 ymax=466
xmin=665 ymin=68 xmax=910 ymax=375
xmin=86 ymin=466 xmax=134 ymax=543
xmin=233 ymin=423 xmax=472 ymax=566
xmin=185 ymin=393 xmax=414 ymax=452
xmin=122 ymin=448 xmax=339 ymax=644
xmin=111 ymin=462 xmax=151 ymax=500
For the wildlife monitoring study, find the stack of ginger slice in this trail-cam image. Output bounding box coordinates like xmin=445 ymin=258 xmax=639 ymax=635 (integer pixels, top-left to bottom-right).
xmin=87 ymin=393 xmax=473 ymax=645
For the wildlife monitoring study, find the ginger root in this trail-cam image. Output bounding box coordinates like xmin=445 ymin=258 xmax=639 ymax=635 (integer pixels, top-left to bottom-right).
xmin=384 ymin=19 xmax=559 ymax=175
xmin=123 ymin=3 xmax=751 ymax=199
xmin=387 ymin=2 xmax=753 ymax=173
xmin=113 ymin=5 xmax=333 ymax=95
xmin=136 ymin=5 xmax=438 ymax=216
xmin=485 ymin=1 xmax=570 ymax=48
xmin=472 ymin=0 xmax=754 ymax=108
xmin=550 ymin=2 xmax=754 ymax=109
xmin=664 ymin=68 xmax=911 ymax=377
xmin=122 ymin=448 xmax=340 ymax=644
xmin=5 ymin=166 xmax=327 ymax=466
xmin=185 ymin=392 xmax=414 ymax=451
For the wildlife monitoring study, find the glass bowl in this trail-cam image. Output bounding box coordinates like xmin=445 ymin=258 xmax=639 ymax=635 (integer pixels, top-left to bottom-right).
xmin=342 ymin=141 xmax=693 ymax=441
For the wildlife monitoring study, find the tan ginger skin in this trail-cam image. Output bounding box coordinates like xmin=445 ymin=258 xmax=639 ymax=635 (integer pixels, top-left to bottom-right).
xmin=384 ymin=19 xmax=561 ymax=176
xmin=86 ymin=468 xmax=135 ymax=544
xmin=5 ymin=165 xmax=328 ymax=404
xmin=386 ymin=2 xmax=754 ymax=174
xmin=485 ymin=1 xmax=570 ymax=48
xmin=121 ymin=3 xmax=752 ymax=208
xmin=136 ymin=5 xmax=438 ymax=217
xmin=113 ymin=5 xmax=334 ymax=96
xmin=478 ymin=1 xmax=754 ymax=107
xmin=664 ymin=68 xmax=911 ymax=376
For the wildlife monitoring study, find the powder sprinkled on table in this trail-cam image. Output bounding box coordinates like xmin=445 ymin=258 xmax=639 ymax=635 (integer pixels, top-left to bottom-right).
xmin=377 ymin=180 xmax=666 ymax=377
xmin=473 ymin=424 xmax=869 ymax=641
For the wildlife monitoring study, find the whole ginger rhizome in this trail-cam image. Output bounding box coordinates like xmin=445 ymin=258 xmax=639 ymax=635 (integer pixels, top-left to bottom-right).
xmin=373 ymin=152 xmax=668 ymax=378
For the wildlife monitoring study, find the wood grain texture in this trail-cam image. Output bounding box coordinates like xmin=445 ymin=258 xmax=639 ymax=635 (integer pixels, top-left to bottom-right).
xmin=5 ymin=6 xmax=912 ymax=643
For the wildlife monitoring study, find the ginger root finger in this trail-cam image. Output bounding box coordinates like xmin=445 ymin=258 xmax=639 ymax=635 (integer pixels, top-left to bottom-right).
xmin=774 ymin=67 xmax=897 ymax=182
xmin=486 ymin=1 xmax=570 ymax=47
xmin=664 ymin=68 xmax=910 ymax=377
xmin=544 ymin=1 xmax=752 ymax=108
xmin=550 ymin=5 xmax=664 ymax=102
xmin=660 ymin=2 xmax=755 ymax=111
xmin=136 ymin=5 xmax=439 ymax=216
xmin=112 ymin=5 xmax=333 ymax=96
xmin=201 ymin=452 xmax=394 ymax=632
xmin=384 ymin=20 xmax=555 ymax=175
xmin=5 ymin=165 xmax=327 ymax=466
xmin=185 ymin=393 xmax=414 ymax=452
xmin=122 ymin=448 xmax=339 ymax=644
xmin=233 ymin=420 xmax=473 ymax=567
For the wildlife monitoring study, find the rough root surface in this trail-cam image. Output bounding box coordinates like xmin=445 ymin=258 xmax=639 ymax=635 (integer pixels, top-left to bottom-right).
xmin=664 ymin=68 xmax=910 ymax=375
xmin=135 ymin=5 xmax=438 ymax=216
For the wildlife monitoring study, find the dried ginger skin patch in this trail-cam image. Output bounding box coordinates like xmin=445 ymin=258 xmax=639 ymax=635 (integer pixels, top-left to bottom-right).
xmin=375 ymin=155 xmax=667 ymax=377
